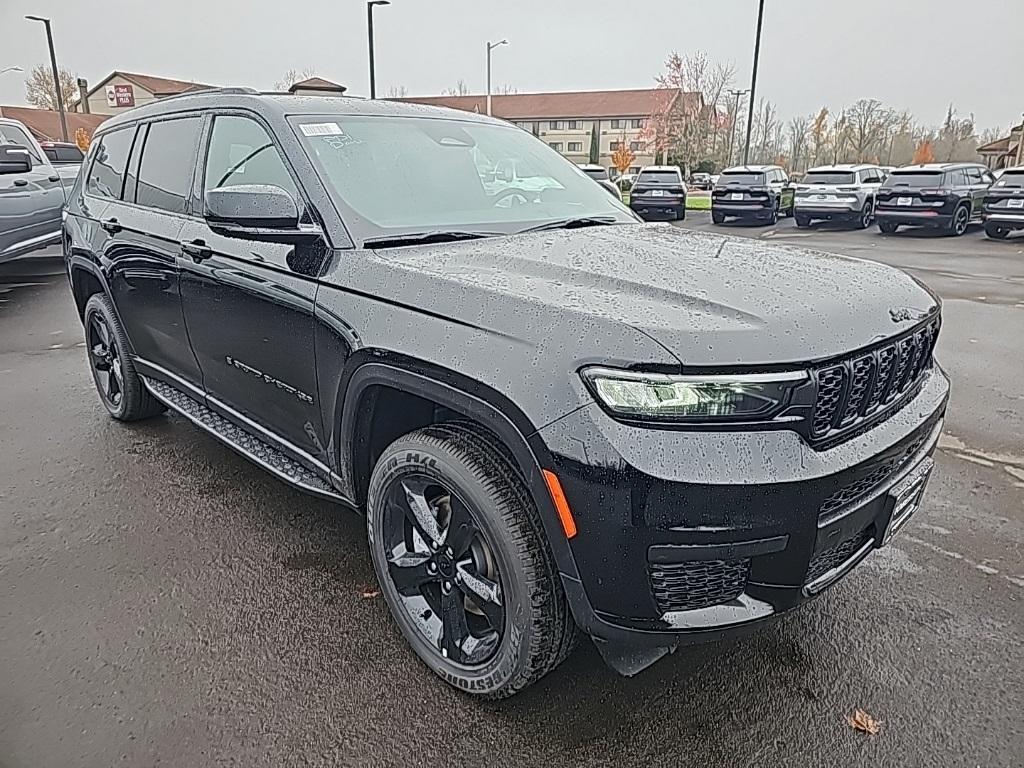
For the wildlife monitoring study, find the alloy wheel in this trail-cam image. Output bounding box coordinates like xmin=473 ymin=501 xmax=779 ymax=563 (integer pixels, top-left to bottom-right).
xmin=861 ymin=203 xmax=873 ymax=228
xmin=954 ymin=207 xmax=969 ymax=235
xmin=88 ymin=313 xmax=124 ymax=408
xmin=381 ymin=475 xmax=504 ymax=666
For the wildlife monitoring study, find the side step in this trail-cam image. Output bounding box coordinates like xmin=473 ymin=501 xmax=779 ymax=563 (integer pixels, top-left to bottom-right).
xmin=143 ymin=377 xmax=346 ymax=503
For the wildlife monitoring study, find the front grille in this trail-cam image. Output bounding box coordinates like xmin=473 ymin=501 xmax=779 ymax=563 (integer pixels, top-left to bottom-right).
xmin=817 ymin=432 xmax=928 ymax=520
xmin=649 ymin=559 xmax=750 ymax=613
xmin=805 ymin=528 xmax=873 ymax=586
xmin=810 ymin=320 xmax=938 ymax=442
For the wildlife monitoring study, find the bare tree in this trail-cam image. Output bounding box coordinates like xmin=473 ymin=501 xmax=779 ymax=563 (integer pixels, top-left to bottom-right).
xmin=936 ymin=105 xmax=977 ymax=161
xmin=273 ymin=66 xmax=317 ymax=91
xmin=495 ymin=83 xmax=518 ymax=95
xmin=386 ymin=84 xmax=408 ymax=98
xmin=787 ymin=114 xmax=811 ymax=172
xmin=25 ymin=64 xmax=77 ymax=110
xmin=843 ymin=98 xmax=896 ymax=162
xmin=443 ymin=79 xmax=470 ymax=96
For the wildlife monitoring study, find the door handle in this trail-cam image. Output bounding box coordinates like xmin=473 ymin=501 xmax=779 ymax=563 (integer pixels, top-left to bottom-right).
xmin=13 ymin=179 xmax=28 ymax=187
xmin=180 ymin=239 xmax=213 ymax=263
xmin=101 ymin=217 xmax=122 ymax=234
xmin=48 ymin=175 xmax=61 ymax=183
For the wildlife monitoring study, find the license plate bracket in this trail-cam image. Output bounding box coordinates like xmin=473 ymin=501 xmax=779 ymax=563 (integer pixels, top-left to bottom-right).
xmin=882 ymin=457 xmax=933 ymax=545
xmin=1008 ymin=198 xmax=1024 ymax=209
xmin=897 ymin=196 xmax=913 ymax=206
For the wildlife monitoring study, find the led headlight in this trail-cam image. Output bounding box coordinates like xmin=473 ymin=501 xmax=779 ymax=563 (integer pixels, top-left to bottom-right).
xmin=581 ymin=367 xmax=806 ymax=421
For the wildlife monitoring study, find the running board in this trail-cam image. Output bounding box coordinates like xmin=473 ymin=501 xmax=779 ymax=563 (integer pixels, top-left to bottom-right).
xmin=143 ymin=377 xmax=346 ymax=503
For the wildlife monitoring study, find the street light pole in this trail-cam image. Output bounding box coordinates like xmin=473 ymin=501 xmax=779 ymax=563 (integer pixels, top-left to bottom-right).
xmin=727 ymin=89 xmax=749 ymax=166
xmin=25 ymin=16 xmax=68 ymax=142
xmin=486 ymin=39 xmax=507 ymax=117
xmin=743 ymin=0 xmax=766 ymax=165
xmin=366 ymin=0 xmax=390 ymax=99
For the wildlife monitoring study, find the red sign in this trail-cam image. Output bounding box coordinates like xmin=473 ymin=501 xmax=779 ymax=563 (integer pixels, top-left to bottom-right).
xmin=105 ymin=84 xmax=135 ymax=108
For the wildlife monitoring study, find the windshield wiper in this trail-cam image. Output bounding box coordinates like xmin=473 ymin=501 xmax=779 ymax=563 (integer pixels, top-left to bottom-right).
xmin=362 ymin=230 xmax=498 ymax=249
xmin=517 ymin=216 xmax=624 ymax=234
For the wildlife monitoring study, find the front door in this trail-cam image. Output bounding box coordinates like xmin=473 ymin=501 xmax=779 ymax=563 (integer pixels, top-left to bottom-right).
xmin=178 ymin=113 xmax=328 ymax=462
xmin=0 ymin=122 xmax=64 ymax=262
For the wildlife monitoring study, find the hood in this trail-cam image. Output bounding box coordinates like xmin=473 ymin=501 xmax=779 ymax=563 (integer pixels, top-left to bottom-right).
xmin=355 ymin=223 xmax=939 ymax=368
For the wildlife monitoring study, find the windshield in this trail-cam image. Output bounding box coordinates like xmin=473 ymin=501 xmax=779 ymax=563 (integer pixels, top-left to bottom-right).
xmin=994 ymin=171 xmax=1024 ymax=189
xmin=635 ymin=170 xmax=680 ymax=185
xmin=884 ymin=171 xmax=944 ymax=187
xmin=291 ymin=115 xmax=632 ymax=242
xmin=803 ymin=171 xmax=855 ymax=185
xmin=0 ymin=123 xmax=43 ymax=164
xmin=719 ymin=172 xmax=765 ymax=185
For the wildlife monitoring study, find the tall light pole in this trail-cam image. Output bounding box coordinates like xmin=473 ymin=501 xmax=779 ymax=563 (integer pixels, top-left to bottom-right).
xmin=1 ymin=66 xmax=24 ymax=77
xmin=366 ymin=0 xmax=390 ymax=99
xmin=486 ymin=39 xmax=507 ymax=117
xmin=727 ymin=89 xmax=749 ymax=166
xmin=25 ymin=16 xmax=68 ymax=141
xmin=742 ymin=0 xmax=766 ymax=165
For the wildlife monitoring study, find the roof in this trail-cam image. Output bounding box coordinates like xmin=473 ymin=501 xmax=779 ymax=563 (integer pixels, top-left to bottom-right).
xmin=893 ymin=162 xmax=986 ymax=171
xmin=394 ymin=88 xmax=695 ymax=120
xmin=82 ymin=70 xmax=213 ymax=103
xmin=639 ymin=165 xmax=681 ymax=172
xmin=0 ymin=105 xmax=108 ymax=141
xmin=977 ymin=135 xmax=1018 ymax=154
xmin=806 ymin=163 xmax=879 ymax=172
xmin=288 ymin=77 xmax=347 ymax=94
xmin=722 ymin=165 xmax=782 ymax=173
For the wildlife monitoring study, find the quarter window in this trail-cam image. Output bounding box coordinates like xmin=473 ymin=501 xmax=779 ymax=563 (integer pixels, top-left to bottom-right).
xmin=203 ymin=115 xmax=298 ymax=201
xmin=134 ymin=117 xmax=202 ymax=214
xmin=85 ymin=128 xmax=135 ymax=200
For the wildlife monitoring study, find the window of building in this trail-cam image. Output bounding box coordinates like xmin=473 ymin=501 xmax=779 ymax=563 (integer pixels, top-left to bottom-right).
xmin=610 ymin=119 xmax=622 ymax=129
xmin=548 ymin=142 xmax=563 ymax=151
xmin=630 ymin=119 xmax=644 ymax=129
xmin=609 ymin=141 xmax=621 ymax=151
xmin=567 ymin=142 xmax=583 ymax=152
xmin=203 ymin=115 xmax=298 ymax=202
xmin=85 ymin=128 xmax=135 ymax=200
xmin=629 ymin=166 xmax=640 ymax=174
xmin=549 ymin=121 xmax=563 ymax=131
xmin=629 ymin=141 xmax=642 ymax=151
xmin=133 ymin=117 xmax=202 ymax=213
xmin=567 ymin=120 xmax=579 ymax=130
xmin=516 ymin=121 xmax=532 ymax=131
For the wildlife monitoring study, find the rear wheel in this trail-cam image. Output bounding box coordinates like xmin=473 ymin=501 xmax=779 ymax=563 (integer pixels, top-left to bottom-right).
xmin=83 ymin=294 xmax=165 ymax=421
xmin=984 ymin=222 xmax=1009 ymax=240
xmin=948 ymin=204 xmax=970 ymax=236
xmin=768 ymin=201 xmax=779 ymax=225
xmin=794 ymin=214 xmax=811 ymax=228
xmin=366 ymin=422 xmax=575 ymax=699
xmin=711 ymin=210 xmax=725 ymax=225
xmin=856 ymin=201 xmax=873 ymax=229
xmin=878 ymin=220 xmax=899 ymax=234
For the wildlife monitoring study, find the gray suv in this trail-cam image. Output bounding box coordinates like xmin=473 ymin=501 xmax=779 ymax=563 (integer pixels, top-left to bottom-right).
xmin=793 ymin=164 xmax=885 ymax=229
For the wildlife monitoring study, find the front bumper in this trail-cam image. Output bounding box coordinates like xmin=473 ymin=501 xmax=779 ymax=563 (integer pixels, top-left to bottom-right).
xmin=533 ymin=366 xmax=950 ymax=648
xmin=982 ymin=211 xmax=1024 ymax=228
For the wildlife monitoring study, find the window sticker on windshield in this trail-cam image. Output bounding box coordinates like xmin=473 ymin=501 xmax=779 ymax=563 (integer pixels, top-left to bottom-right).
xmin=300 ymin=122 xmax=344 ymax=137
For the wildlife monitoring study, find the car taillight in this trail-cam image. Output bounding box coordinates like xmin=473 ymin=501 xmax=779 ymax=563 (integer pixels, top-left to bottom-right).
xmin=919 ymin=188 xmax=945 ymax=195
xmin=836 ymin=186 xmax=857 ymax=192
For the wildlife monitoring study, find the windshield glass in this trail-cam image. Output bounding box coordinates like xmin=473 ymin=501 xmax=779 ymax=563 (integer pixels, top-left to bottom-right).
xmin=635 ymin=170 xmax=679 ymax=185
xmin=719 ymin=172 xmax=765 ymax=185
xmin=883 ymin=171 xmax=944 ymax=187
xmin=803 ymin=171 xmax=855 ymax=185
xmin=0 ymin=123 xmax=43 ymax=164
xmin=994 ymin=171 xmax=1024 ymax=188
xmin=291 ymin=115 xmax=632 ymax=241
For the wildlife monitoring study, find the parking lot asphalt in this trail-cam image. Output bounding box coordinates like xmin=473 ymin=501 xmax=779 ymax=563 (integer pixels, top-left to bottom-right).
xmin=2 ymin=226 xmax=1022 ymax=768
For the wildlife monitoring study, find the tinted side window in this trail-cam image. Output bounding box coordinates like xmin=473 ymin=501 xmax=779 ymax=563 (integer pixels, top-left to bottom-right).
xmin=135 ymin=117 xmax=202 ymax=214
xmin=965 ymin=167 xmax=984 ymax=184
xmin=202 ymin=115 xmax=298 ymax=201
xmin=85 ymin=128 xmax=135 ymax=200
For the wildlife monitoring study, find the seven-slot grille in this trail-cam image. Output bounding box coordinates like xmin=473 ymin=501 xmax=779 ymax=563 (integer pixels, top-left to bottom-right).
xmin=648 ymin=558 xmax=750 ymax=613
xmin=811 ymin=320 xmax=938 ymax=440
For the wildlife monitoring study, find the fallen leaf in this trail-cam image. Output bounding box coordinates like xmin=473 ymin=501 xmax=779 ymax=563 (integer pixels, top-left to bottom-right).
xmin=359 ymin=586 xmax=381 ymax=599
xmin=846 ymin=708 xmax=881 ymax=735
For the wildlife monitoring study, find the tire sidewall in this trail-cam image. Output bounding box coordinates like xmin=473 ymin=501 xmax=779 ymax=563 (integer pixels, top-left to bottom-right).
xmin=366 ymin=439 xmax=536 ymax=695
xmin=83 ymin=296 xmax=128 ymax=419
xmin=952 ymin=205 xmax=969 ymax=235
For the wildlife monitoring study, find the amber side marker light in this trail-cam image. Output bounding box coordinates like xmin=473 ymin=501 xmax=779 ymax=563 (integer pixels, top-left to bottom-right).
xmin=542 ymin=469 xmax=577 ymax=539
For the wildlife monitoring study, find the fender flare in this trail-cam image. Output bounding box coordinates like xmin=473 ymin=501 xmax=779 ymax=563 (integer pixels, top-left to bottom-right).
xmin=337 ymin=360 xmax=582 ymax=582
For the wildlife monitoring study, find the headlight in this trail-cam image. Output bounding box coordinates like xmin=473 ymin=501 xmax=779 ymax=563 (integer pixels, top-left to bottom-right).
xmin=581 ymin=367 xmax=806 ymax=421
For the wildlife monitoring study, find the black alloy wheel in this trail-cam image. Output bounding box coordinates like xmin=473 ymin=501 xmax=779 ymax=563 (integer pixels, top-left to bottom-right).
xmin=950 ymin=205 xmax=970 ymax=236
xmin=380 ymin=474 xmax=504 ymax=666
xmin=984 ymin=222 xmax=1009 ymax=240
xmin=88 ymin=312 xmax=124 ymax=410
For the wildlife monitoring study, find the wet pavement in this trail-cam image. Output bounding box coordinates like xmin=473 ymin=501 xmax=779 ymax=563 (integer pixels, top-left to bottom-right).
xmin=1 ymin=232 xmax=1022 ymax=767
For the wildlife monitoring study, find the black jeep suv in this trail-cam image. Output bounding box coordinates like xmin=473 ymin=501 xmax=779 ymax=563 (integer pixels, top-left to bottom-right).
xmin=981 ymin=166 xmax=1024 ymax=239
xmin=711 ymin=165 xmax=795 ymax=225
xmin=875 ymin=162 xmax=995 ymax=235
xmin=63 ymin=89 xmax=949 ymax=698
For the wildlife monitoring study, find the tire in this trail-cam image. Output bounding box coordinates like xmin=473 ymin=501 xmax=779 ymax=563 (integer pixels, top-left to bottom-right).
xmin=878 ymin=220 xmax=899 ymax=234
xmin=366 ymin=422 xmax=575 ymax=699
xmin=856 ymin=201 xmax=873 ymax=230
xmin=947 ymin=204 xmax=970 ymax=236
xmin=794 ymin=214 xmax=811 ymax=228
xmin=768 ymin=201 xmax=779 ymax=226
xmin=676 ymin=204 xmax=686 ymax=221
xmin=712 ymin=210 xmax=725 ymax=225
xmin=984 ymin=222 xmax=1009 ymax=240
xmin=83 ymin=294 xmax=166 ymax=421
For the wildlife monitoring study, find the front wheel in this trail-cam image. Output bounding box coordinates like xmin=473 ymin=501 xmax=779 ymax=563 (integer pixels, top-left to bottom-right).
xmin=366 ymin=423 xmax=575 ymax=699
xmin=984 ymin=222 xmax=1009 ymax=240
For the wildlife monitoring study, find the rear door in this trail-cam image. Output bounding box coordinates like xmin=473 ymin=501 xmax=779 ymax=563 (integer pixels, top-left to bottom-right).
xmin=0 ymin=122 xmax=64 ymax=261
xmin=965 ymin=166 xmax=991 ymax=220
xmin=103 ymin=115 xmax=205 ymax=389
xmin=178 ymin=112 xmax=328 ymax=460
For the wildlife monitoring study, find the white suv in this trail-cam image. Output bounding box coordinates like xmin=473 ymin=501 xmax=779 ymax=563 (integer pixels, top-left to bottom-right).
xmin=793 ymin=164 xmax=886 ymax=229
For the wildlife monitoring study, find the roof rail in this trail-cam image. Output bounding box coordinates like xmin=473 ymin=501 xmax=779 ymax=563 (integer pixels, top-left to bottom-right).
xmin=144 ymin=86 xmax=259 ymax=105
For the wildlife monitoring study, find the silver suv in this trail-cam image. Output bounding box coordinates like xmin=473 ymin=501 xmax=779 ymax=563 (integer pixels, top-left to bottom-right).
xmin=793 ymin=164 xmax=886 ymax=229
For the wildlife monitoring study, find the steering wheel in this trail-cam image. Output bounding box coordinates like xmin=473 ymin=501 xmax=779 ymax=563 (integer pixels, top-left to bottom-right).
xmin=492 ymin=188 xmax=532 ymax=208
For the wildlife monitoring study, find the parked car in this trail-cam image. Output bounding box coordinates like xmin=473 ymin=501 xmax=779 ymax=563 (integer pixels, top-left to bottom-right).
xmin=629 ymin=165 xmax=687 ymax=220
xmin=0 ymin=117 xmax=67 ymax=265
xmin=793 ymin=164 xmax=886 ymax=229
xmin=981 ymin=165 xmax=1024 ymax=239
xmin=690 ymin=172 xmax=712 ymax=190
xmin=577 ymin=163 xmax=622 ymax=200
xmin=40 ymin=140 xmax=85 ymax=166
xmin=615 ymin=172 xmax=637 ymax=191
xmin=711 ymin=165 xmax=794 ymax=224
xmin=64 ymin=89 xmax=949 ymax=699
xmin=875 ymin=163 xmax=995 ymax=236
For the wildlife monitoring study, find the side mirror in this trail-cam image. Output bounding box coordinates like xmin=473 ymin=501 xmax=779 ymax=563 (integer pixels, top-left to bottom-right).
xmin=0 ymin=145 xmax=33 ymax=175
xmin=204 ymin=184 xmax=320 ymax=244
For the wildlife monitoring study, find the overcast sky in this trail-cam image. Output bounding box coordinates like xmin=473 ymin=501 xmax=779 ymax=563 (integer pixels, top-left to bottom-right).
xmin=1 ymin=0 xmax=1021 ymax=130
